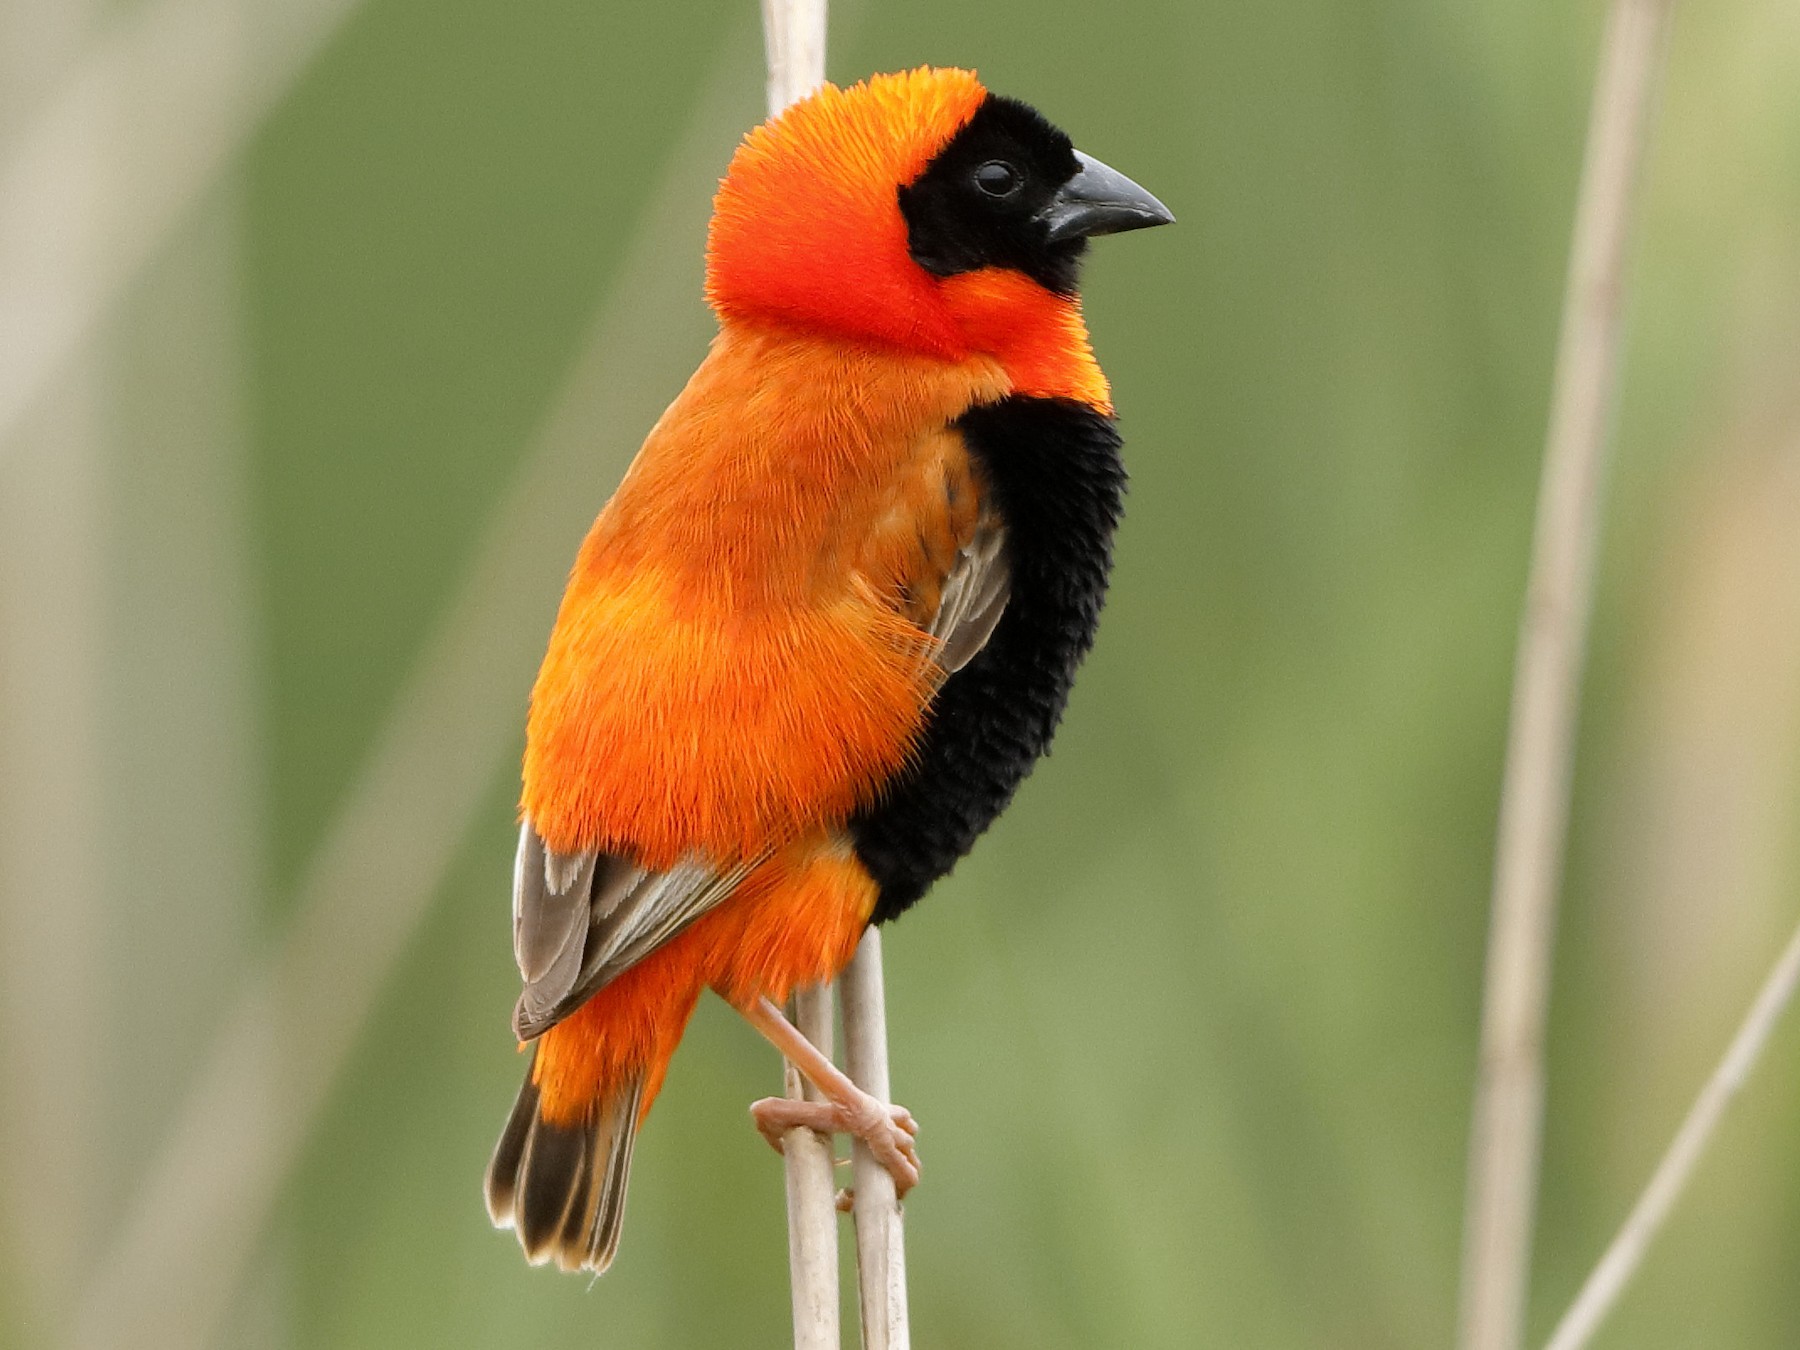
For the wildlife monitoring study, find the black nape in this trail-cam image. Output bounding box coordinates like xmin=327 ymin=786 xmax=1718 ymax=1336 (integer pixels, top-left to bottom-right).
xmin=898 ymin=95 xmax=1088 ymax=295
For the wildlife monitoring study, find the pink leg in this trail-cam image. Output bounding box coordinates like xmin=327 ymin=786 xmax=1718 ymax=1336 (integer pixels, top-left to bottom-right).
xmin=735 ymin=996 xmax=920 ymax=1196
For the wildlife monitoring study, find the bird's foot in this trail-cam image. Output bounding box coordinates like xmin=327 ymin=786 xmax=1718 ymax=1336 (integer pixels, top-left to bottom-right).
xmin=749 ymin=1093 xmax=920 ymax=1196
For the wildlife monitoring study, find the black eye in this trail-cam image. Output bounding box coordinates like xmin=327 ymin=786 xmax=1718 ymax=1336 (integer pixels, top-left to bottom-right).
xmin=973 ymin=160 xmax=1023 ymax=198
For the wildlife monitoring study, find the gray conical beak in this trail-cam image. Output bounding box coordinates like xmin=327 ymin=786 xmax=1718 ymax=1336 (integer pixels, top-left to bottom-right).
xmin=1039 ymin=150 xmax=1175 ymax=243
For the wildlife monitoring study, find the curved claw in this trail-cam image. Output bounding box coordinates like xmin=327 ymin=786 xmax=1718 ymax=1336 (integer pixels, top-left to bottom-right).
xmin=748 ymin=1094 xmax=921 ymax=1196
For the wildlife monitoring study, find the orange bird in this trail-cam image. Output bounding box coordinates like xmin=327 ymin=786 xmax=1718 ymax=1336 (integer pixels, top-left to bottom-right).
xmin=484 ymin=66 xmax=1171 ymax=1274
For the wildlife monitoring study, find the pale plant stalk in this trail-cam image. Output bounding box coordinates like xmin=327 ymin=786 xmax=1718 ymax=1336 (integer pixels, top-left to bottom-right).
xmin=761 ymin=0 xmax=826 ymax=116
xmin=1457 ymin=3 xmax=1676 ymax=1350
xmin=0 ymin=12 xmax=109 ymax=1341
xmin=759 ymin=4 xmax=846 ymax=1348
xmin=842 ymin=929 xmax=911 ymax=1350
xmin=783 ymin=990 xmax=841 ymax=1350
xmin=1542 ymin=917 xmax=1800 ymax=1350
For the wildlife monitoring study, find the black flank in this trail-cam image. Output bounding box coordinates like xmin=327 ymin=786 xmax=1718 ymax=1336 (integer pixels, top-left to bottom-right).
xmin=852 ymin=396 xmax=1126 ymax=923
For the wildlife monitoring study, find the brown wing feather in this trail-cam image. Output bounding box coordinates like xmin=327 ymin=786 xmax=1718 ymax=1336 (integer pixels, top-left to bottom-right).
xmin=510 ymin=821 xmax=754 ymax=1040
xmin=926 ymin=509 xmax=1008 ymax=674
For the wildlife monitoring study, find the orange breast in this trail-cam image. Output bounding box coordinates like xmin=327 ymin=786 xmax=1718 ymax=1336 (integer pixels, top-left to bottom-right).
xmin=521 ymin=326 xmax=1007 ymax=866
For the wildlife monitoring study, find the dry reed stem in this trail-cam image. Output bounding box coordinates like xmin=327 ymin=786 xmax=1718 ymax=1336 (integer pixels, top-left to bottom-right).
xmin=1457 ymin=3 xmax=1676 ymax=1350
xmin=1542 ymin=917 xmax=1800 ymax=1350
xmin=783 ymin=989 xmax=841 ymax=1350
xmin=0 ymin=9 xmax=111 ymax=1333
xmin=760 ymin=5 xmax=843 ymax=1347
xmin=761 ymin=0 xmax=826 ymax=120
xmin=842 ymin=929 xmax=910 ymax=1350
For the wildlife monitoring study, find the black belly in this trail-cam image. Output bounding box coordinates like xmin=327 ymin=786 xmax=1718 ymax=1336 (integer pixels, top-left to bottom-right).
xmin=850 ymin=394 xmax=1127 ymax=924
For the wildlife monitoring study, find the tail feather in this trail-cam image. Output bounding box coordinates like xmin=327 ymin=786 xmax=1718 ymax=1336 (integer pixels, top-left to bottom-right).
xmin=483 ymin=1072 xmax=539 ymax=1223
xmin=484 ymin=1051 xmax=645 ymax=1274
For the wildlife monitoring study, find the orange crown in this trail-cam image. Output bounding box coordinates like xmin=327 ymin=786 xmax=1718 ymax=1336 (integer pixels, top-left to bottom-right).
xmin=705 ymin=67 xmax=989 ymax=357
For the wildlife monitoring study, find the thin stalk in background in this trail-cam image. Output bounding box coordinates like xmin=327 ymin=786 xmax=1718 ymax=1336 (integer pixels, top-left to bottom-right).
xmin=1456 ymin=3 xmax=1677 ymax=1350
xmin=67 ymin=45 xmax=755 ymax=1349
xmin=1542 ymin=916 xmax=1800 ymax=1350
xmin=0 ymin=0 xmax=370 ymax=457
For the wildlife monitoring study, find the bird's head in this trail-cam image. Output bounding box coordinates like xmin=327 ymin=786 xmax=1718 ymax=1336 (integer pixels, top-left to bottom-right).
xmin=706 ymin=67 xmax=1172 ymax=398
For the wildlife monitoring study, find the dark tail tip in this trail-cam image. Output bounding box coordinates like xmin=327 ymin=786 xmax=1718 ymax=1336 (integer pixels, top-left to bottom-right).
xmin=484 ymin=1056 xmax=644 ymax=1275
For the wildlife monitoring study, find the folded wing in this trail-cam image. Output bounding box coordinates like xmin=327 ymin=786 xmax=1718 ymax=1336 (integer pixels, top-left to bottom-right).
xmin=511 ymin=823 xmax=753 ymax=1040
xmin=925 ymin=508 xmax=1008 ymax=676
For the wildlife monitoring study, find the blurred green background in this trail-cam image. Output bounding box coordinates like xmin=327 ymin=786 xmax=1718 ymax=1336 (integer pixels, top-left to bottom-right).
xmin=4 ymin=0 xmax=1799 ymax=1347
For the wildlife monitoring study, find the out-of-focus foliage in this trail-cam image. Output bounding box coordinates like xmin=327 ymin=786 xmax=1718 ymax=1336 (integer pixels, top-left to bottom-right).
xmin=3 ymin=0 xmax=1800 ymax=1347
